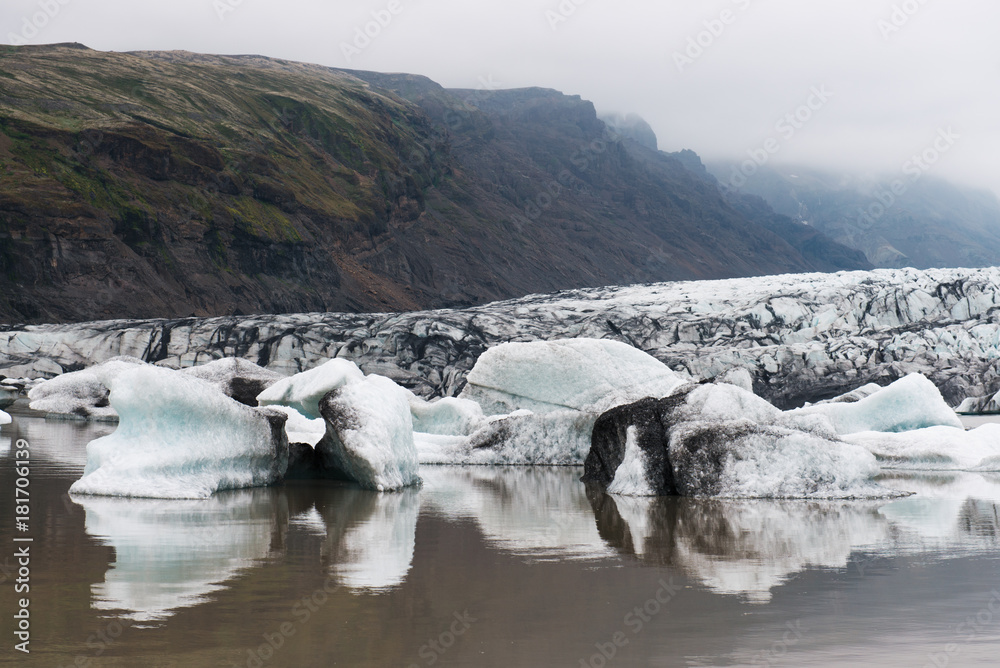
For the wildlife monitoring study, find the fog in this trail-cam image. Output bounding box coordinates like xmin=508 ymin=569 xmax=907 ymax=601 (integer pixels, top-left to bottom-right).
xmin=3 ymin=0 xmax=997 ymax=193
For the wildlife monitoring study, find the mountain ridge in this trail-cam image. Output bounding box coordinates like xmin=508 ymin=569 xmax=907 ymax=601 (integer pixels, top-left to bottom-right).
xmin=0 ymin=44 xmax=868 ymax=324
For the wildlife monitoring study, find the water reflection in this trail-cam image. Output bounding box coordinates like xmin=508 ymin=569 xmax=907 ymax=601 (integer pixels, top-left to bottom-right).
xmin=420 ymin=467 xmax=614 ymax=561
xmin=313 ymin=486 xmax=421 ymax=591
xmin=65 ymin=464 xmax=1000 ymax=622
xmin=74 ymin=489 xmax=284 ymax=623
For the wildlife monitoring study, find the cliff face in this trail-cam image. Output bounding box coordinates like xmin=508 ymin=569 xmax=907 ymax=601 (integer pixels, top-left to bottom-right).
xmin=0 ymin=45 xmax=868 ymax=324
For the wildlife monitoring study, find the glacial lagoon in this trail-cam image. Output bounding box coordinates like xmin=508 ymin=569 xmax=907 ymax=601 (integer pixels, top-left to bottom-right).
xmin=3 ymin=412 xmax=1000 ymax=668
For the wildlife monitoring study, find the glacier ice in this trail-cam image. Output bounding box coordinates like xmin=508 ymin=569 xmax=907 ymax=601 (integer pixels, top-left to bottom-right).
xmin=181 ymin=357 xmax=282 ymax=406
xmin=267 ymin=405 xmax=326 ymax=446
xmin=460 ymin=338 xmax=686 ymax=414
xmin=409 ymin=395 xmax=485 ymax=436
xmin=789 ymin=374 xmax=963 ymax=435
xmin=69 ymin=366 xmax=289 ymax=499
xmin=416 ymin=409 xmax=598 ymax=466
xmin=256 ymin=358 xmax=365 ymax=419
xmin=845 ymin=424 xmax=1000 ymax=471
xmin=315 ymin=374 xmax=420 ymax=491
xmin=27 ymin=356 xmax=147 ymax=420
xmin=607 ymin=427 xmax=654 ymax=496
xmin=957 ymin=389 xmax=1000 ymax=415
xmin=586 ymin=384 xmax=890 ymax=499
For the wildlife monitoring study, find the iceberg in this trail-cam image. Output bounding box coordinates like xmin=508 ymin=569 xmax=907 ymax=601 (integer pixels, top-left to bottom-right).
xmin=182 ymin=357 xmax=282 ymax=406
xmin=70 ymin=366 xmax=289 ymax=499
xmin=956 ymin=390 xmax=1000 ymax=415
xmin=416 ymin=410 xmax=597 ymax=466
xmin=27 ymin=356 xmax=147 ymax=420
xmin=586 ymin=383 xmax=889 ymax=499
xmin=845 ymin=424 xmax=1000 ymax=471
xmin=315 ymin=374 xmax=420 ymax=491
xmin=788 ymin=374 xmax=963 ymax=435
xmin=409 ymin=395 xmax=485 ymax=436
xmin=460 ymin=338 xmax=686 ymax=414
xmin=256 ymin=358 xmax=365 ymax=419
xmin=0 ymin=409 xmax=10 ymax=426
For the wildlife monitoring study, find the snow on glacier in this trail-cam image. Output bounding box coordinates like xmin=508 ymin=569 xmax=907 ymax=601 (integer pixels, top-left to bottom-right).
xmin=460 ymin=338 xmax=686 ymax=414
xmin=315 ymin=374 xmax=420 ymax=491
xmin=789 ymin=374 xmax=963 ymax=435
xmin=70 ymin=366 xmax=288 ymax=499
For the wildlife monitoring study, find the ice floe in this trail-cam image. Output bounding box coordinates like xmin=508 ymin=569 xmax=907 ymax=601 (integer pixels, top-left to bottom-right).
xmin=69 ymin=366 xmax=289 ymax=499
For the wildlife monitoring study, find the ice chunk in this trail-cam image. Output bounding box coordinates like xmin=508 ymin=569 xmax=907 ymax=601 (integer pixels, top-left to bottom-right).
xmin=845 ymin=424 xmax=1000 ymax=471
xmin=182 ymin=357 xmax=282 ymax=406
xmin=70 ymin=366 xmax=289 ymax=499
xmin=607 ymin=427 xmax=655 ymax=496
xmin=956 ymin=390 xmax=1000 ymax=415
xmin=460 ymin=338 xmax=685 ymax=414
xmin=316 ymin=374 xmax=420 ymax=491
xmin=409 ymin=395 xmax=485 ymax=436
xmin=809 ymin=383 xmax=883 ymax=406
xmin=27 ymin=356 xmax=147 ymax=420
xmin=789 ymin=374 xmax=963 ymax=434
xmin=585 ymin=384 xmax=890 ymax=499
xmin=416 ymin=410 xmax=596 ymax=466
xmin=256 ymin=358 xmax=365 ymax=419
xmin=0 ymin=410 xmax=10 ymax=426
xmin=714 ymin=367 xmax=754 ymax=393
xmin=669 ymin=421 xmax=885 ymax=499
xmin=267 ymin=405 xmax=326 ymax=446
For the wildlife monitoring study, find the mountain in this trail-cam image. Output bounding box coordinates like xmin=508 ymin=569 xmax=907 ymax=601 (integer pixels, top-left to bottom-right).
xmin=0 ymin=44 xmax=869 ymax=324
xmin=707 ymin=162 xmax=1000 ymax=269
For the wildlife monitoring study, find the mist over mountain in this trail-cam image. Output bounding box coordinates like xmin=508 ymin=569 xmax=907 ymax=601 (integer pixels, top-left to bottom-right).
xmin=0 ymin=44 xmax=869 ymax=324
xmin=706 ymin=161 xmax=1000 ymax=269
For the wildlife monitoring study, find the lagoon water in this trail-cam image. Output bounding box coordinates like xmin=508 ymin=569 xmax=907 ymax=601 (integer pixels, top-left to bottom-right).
xmin=3 ymin=410 xmax=1000 ymax=667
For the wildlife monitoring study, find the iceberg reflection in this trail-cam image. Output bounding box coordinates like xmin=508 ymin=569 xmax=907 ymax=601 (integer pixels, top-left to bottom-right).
xmin=74 ymin=488 xmax=283 ymax=623
xmin=420 ymin=467 xmax=613 ymax=561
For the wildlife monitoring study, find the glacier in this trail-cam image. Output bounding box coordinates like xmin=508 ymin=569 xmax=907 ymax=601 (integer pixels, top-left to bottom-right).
xmin=5 ymin=266 xmax=1000 ymax=409
xmin=69 ymin=366 xmax=289 ymax=499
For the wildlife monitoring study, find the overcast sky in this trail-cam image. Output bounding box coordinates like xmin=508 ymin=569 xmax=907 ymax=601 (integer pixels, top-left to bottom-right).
xmin=3 ymin=0 xmax=997 ymax=193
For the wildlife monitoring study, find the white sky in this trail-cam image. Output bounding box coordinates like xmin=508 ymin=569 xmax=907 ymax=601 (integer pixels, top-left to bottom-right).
xmin=3 ymin=0 xmax=998 ymax=193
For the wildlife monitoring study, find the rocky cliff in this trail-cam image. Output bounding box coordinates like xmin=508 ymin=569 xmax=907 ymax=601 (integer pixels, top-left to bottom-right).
xmin=0 ymin=44 xmax=869 ymax=324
